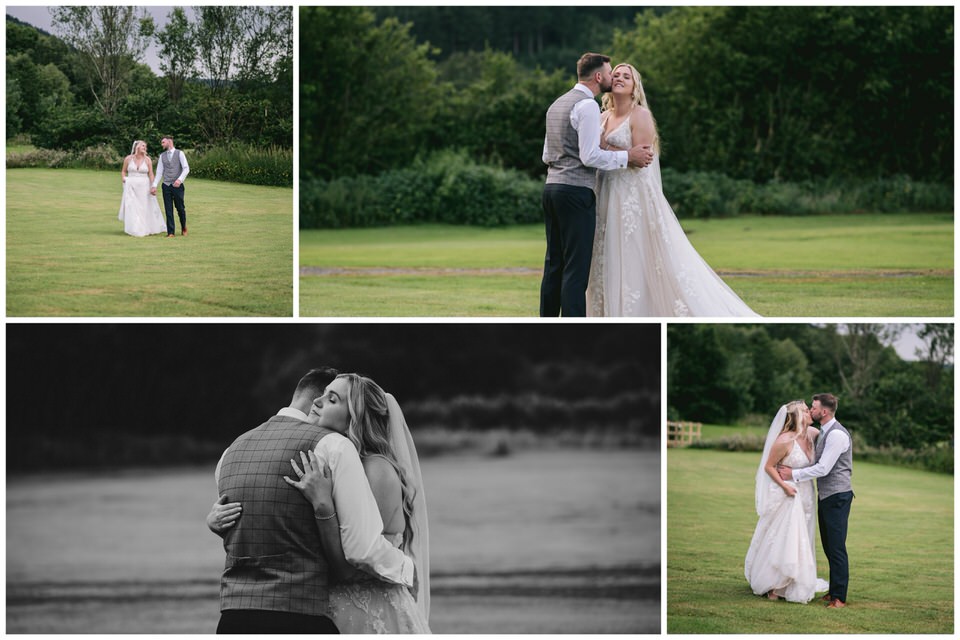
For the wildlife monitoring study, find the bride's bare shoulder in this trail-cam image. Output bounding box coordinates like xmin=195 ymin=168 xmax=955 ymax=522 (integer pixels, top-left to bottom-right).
xmin=774 ymin=432 xmax=796 ymax=445
xmin=807 ymin=426 xmax=820 ymax=440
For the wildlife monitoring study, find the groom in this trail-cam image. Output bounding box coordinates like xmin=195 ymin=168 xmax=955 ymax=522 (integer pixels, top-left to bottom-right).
xmin=540 ymin=52 xmax=654 ymax=317
xmin=151 ymin=136 xmax=190 ymax=237
xmin=211 ymin=367 xmax=414 ymax=633
xmin=778 ymin=393 xmax=853 ymax=608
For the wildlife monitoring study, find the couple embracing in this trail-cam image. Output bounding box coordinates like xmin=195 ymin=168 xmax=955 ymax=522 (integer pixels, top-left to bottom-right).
xmin=745 ymin=393 xmax=853 ymax=608
xmin=540 ymin=52 xmax=758 ymax=317
xmin=206 ymin=368 xmax=430 ymax=633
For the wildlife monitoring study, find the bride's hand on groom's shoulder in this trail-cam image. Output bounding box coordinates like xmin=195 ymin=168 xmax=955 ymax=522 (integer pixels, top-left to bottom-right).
xmin=206 ymin=495 xmax=242 ymax=537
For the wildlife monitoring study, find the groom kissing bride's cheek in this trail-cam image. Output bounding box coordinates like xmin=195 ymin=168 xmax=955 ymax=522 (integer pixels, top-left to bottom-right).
xmin=745 ymin=393 xmax=852 ymax=607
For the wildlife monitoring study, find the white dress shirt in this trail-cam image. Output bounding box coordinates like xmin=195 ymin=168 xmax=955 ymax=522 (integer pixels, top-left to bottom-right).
xmin=152 ymin=147 xmax=190 ymax=188
xmin=542 ymin=83 xmax=628 ymax=171
xmin=215 ymin=407 xmax=414 ymax=587
xmin=791 ymin=418 xmax=850 ymax=483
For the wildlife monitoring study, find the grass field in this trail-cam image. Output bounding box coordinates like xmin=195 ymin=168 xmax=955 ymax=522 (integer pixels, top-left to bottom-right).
xmin=7 ymin=449 xmax=659 ymax=633
xmin=299 ymin=213 xmax=953 ymax=316
xmin=7 ymin=168 xmax=293 ymax=316
xmin=667 ymin=448 xmax=953 ymax=634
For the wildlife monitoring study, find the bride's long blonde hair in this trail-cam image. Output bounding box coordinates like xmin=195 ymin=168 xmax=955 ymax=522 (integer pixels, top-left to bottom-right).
xmin=781 ymin=400 xmax=808 ymax=437
xmin=601 ymin=62 xmax=660 ymax=153
xmin=339 ymin=373 xmax=418 ymax=551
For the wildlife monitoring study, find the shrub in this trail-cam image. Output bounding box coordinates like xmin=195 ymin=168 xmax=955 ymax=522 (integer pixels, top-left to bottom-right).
xmin=689 ymin=430 xmax=952 ymax=474
xmin=660 ymin=169 xmax=953 ymax=218
xmin=303 ymin=154 xmax=952 ymax=227
xmin=189 ymin=144 xmax=292 ymax=187
xmin=74 ymin=144 xmax=123 ymax=170
xmin=6 ymin=147 xmax=71 ymax=168
xmin=300 ymin=149 xmax=543 ymax=228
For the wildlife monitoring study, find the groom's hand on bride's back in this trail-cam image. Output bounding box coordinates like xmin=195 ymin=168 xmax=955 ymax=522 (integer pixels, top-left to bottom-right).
xmin=627 ymin=144 xmax=654 ymax=168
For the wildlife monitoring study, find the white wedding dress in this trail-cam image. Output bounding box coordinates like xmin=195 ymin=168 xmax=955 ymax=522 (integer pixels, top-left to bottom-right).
xmin=586 ymin=118 xmax=759 ymax=317
xmin=744 ymin=439 xmax=828 ymax=602
xmin=118 ymin=159 xmax=166 ymax=237
xmin=329 ymin=395 xmax=431 ymax=633
xmin=329 ymin=532 xmax=431 ymax=633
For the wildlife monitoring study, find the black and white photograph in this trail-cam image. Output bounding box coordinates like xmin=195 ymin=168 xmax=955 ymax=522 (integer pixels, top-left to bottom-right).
xmin=6 ymin=323 xmax=660 ymax=633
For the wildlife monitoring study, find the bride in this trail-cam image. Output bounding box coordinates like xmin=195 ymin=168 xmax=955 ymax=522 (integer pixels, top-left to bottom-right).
xmin=586 ymin=63 xmax=758 ymax=317
xmin=744 ymin=400 xmax=828 ymax=602
xmin=286 ymin=374 xmax=430 ymax=633
xmin=118 ymin=140 xmax=166 ymax=237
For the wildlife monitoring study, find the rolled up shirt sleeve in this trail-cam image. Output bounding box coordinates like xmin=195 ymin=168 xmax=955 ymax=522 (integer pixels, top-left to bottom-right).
xmin=315 ymin=434 xmax=414 ymax=587
xmin=572 ymin=98 xmax=628 ymax=171
xmin=792 ymin=430 xmax=850 ymax=484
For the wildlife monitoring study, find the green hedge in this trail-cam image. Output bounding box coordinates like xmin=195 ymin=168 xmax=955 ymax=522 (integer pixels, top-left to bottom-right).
xmin=688 ymin=434 xmax=953 ymax=475
xmin=661 ymin=169 xmax=954 ymax=218
xmin=7 ymin=144 xmax=122 ymax=170
xmin=7 ymin=142 xmax=293 ymax=188
xmin=301 ymin=149 xmax=542 ymax=228
xmin=189 ymin=144 xmax=292 ymax=187
xmin=301 ymin=152 xmax=953 ymax=228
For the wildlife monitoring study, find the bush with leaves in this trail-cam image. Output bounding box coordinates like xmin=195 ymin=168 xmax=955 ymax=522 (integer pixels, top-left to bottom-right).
xmin=301 ymin=149 xmax=542 ymax=228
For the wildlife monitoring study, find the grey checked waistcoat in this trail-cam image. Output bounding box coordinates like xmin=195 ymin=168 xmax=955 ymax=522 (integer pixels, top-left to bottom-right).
xmin=161 ymin=149 xmax=184 ymax=185
xmin=814 ymin=421 xmax=853 ymax=501
xmin=544 ymin=88 xmax=598 ymax=189
xmin=218 ymin=416 xmax=335 ymax=615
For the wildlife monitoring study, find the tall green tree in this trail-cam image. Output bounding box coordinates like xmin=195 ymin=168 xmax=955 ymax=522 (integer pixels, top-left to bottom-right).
xmin=300 ymin=7 xmax=441 ymax=179
xmin=51 ymin=6 xmax=155 ymax=118
xmin=613 ymin=6 xmax=953 ymax=182
xmin=155 ymin=7 xmax=196 ymax=103
xmin=235 ymin=7 xmax=292 ymax=86
xmin=193 ymin=6 xmax=242 ymax=95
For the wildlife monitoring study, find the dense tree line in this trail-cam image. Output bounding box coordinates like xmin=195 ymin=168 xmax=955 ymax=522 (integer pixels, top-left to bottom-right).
xmin=301 ymin=6 xmax=952 ymax=185
xmin=6 ymin=7 xmax=292 ymax=153
xmin=668 ymin=324 xmax=954 ymax=452
xmin=7 ymin=324 xmax=659 ymax=471
xmin=374 ymin=7 xmax=642 ymax=71
xmin=615 ymin=6 xmax=954 ymax=182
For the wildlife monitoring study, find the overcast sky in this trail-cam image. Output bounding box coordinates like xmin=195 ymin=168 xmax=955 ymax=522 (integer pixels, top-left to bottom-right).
xmin=6 ymin=6 xmax=193 ymax=73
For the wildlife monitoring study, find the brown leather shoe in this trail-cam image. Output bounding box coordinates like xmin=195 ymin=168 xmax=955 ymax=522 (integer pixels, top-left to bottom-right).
xmin=181 ymin=228 xmax=188 ymax=236
xmin=826 ymin=598 xmax=846 ymax=608
xmin=821 ymin=594 xmax=833 ymax=602
xmin=166 ymin=234 xmax=175 ymax=238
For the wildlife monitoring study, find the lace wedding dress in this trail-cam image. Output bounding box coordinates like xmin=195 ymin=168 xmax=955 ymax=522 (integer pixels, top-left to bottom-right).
xmin=118 ymin=159 xmax=166 ymax=237
xmin=586 ymin=118 xmax=759 ymax=317
xmin=744 ymin=439 xmax=829 ymax=603
xmin=329 ymin=532 xmax=431 ymax=633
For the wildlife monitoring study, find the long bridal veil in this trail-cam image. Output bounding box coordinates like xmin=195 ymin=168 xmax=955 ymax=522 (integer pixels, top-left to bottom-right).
xmin=755 ymin=405 xmax=788 ymax=516
xmin=385 ymin=393 xmax=430 ymax=622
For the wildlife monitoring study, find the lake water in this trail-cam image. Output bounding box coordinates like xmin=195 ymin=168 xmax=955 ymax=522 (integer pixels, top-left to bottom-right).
xmin=7 ymin=449 xmax=659 ymax=633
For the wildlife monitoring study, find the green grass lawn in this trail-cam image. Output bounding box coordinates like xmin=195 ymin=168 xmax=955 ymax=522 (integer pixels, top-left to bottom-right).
xmin=667 ymin=448 xmax=953 ymax=633
xmin=7 ymin=168 xmax=292 ymax=316
xmin=299 ymin=214 xmax=953 ymax=316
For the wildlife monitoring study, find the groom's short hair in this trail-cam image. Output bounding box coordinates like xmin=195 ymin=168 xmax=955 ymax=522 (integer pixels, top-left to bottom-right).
xmin=295 ymin=367 xmax=339 ymax=398
xmin=813 ymin=393 xmax=838 ymax=414
xmin=577 ymin=53 xmax=611 ymax=80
